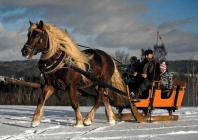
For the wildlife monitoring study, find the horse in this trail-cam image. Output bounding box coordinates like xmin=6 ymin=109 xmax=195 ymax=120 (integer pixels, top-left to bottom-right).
xmin=21 ymin=20 xmax=128 ymax=127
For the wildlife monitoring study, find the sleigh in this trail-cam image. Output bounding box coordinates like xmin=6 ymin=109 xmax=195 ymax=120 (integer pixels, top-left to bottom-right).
xmin=135 ymin=82 xmax=185 ymax=111
xmin=116 ymin=81 xmax=186 ymax=122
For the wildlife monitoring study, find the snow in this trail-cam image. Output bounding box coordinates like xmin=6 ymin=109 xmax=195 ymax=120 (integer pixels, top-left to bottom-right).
xmin=0 ymin=106 xmax=198 ymax=140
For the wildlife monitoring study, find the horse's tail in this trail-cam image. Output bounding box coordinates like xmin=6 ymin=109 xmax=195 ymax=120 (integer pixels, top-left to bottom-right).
xmin=111 ymin=64 xmax=127 ymax=94
xmin=108 ymin=63 xmax=129 ymax=107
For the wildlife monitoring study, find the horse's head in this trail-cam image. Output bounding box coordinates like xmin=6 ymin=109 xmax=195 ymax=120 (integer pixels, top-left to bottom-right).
xmin=21 ymin=20 xmax=49 ymax=59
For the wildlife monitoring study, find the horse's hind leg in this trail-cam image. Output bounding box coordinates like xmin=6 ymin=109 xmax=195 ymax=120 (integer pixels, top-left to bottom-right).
xmin=32 ymin=85 xmax=54 ymax=127
xmin=69 ymin=84 xmax=84 ymax=127
xmin=84 ymin=93 xmax=102 ymax=126
xmin=98 ymin=88 xmax=116 ymax=124
xmin=102 ymin=91 xmax=116 ymax=125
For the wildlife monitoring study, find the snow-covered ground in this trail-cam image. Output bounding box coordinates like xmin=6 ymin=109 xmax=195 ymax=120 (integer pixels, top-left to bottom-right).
xmin=0 ymin=106 xmax=197 ymax=140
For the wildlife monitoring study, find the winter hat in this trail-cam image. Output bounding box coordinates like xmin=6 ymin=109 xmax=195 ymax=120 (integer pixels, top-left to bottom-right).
xmin=130 ymin=56 xmax=137 ymax=63
xmin=145 ymin=49 xmax=153 ymax=55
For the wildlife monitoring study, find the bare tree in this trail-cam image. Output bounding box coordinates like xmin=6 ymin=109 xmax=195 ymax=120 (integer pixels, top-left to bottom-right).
xmin=191 ymin=61 xmax=198 ymax=106
xmin=185 ymin=60 xmax=198 ymax=106
xmin=114 ymin=50 xmax=129 ymax=64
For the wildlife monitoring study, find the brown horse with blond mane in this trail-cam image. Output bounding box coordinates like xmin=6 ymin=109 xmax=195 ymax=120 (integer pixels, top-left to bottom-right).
xmin=21 ymin=20 xmax=128 ymax=127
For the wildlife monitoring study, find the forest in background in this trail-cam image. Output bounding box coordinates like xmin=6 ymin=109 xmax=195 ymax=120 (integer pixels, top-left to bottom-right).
xmin=0 ymin=58 xmax=198 ymax=106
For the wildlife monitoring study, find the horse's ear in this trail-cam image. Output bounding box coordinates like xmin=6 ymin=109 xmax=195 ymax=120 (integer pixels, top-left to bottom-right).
xmin=39 ymin=20 xmax=44 ymax=29
xmin=29 ymin=20 xmax=33 ymax=26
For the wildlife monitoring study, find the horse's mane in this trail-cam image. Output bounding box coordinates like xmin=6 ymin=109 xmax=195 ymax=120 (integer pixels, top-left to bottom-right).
xmin=42 ymin=23 xmax=89 ymax=72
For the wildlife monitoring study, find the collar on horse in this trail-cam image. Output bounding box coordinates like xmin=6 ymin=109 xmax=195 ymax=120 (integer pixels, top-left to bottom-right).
xmin=38 ymin=48 xmax=67 ymax=74
xmin=38 ymin=43 xmax=92 ymax=75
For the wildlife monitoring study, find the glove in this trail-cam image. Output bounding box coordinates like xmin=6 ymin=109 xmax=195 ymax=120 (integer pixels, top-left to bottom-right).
xmin=142 ymin=74 xmax=147 ymax=78
xmin=133 ymin=72 xmax=137 ymax=76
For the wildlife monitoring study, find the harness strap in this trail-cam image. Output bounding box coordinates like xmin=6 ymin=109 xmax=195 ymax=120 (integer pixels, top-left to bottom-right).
xmin=62 ymin=63 xmax=127 ymax=96
xmin=38 ymin=49 xmax=66 ymax=74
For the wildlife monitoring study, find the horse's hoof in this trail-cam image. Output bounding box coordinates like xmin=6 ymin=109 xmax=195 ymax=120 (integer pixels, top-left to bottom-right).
xmin=75 ymin=124 xmax=84 ymax=128
xmin=109 ymin=120 xmax=116 ymax=125
xmin=31 ymin=121 xmax=40 ymax=127
xmin=84 ymin=119 xmax=92 ymax=126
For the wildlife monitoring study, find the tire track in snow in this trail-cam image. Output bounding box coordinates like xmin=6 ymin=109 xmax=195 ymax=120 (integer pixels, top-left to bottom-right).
xmin=85 ymin=124 xmax=198 ymax=133
xmin=69 ymin=121 xmax=125 ymax=140
xmin=1 ymin=125 xmax=61 ymax=140
xmin=80 ymin=131 xmax=198 ymax=140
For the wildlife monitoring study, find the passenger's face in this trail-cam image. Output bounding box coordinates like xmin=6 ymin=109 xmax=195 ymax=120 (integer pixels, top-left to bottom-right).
xmin=146 ymin=54 xmax=153 ymax=59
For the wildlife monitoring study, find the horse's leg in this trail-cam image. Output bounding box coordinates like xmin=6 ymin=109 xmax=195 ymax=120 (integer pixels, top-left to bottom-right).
xmin=84 ymin=93 xmax=102 ymax=126
xmin=69 ymin=83 xmax=84 ymax=127
xmin=102 ymin=89 xmax=116 ymax=125
xmin=32 ymin=85 xmax=54 ymax=127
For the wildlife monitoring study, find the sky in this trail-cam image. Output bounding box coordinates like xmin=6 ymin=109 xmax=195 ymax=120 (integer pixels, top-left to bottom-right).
xmin=0 ymin=0 xmax=198 ymax=61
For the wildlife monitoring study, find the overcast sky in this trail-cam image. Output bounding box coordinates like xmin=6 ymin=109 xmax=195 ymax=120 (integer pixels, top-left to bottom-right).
xmin=0 ymin=0 xmax=198 ymax=61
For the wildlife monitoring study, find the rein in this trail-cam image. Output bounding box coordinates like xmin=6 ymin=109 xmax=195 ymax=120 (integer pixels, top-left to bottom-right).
xmin=78 ymin=44 xmax=123 ymax=65
xmin=62 ymin=63 xmax=128 ymax=96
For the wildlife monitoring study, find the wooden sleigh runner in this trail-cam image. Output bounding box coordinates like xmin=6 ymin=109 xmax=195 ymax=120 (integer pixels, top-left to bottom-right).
xmin=115 ymin=81 xmax=186 ymax=122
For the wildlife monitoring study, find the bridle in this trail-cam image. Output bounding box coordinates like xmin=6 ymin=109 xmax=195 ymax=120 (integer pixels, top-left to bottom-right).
xmin=23 ymin=43 xmax=37 ymax=55
xmin=25 ymin=28 xmax=49 ymax=55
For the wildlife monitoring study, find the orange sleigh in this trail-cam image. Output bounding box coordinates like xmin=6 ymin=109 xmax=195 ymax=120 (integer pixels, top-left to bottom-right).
xmin=115 ymin=81 xmax=186 ymax=123
xmin=134 ymin=81 xmax=186 ymax=115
